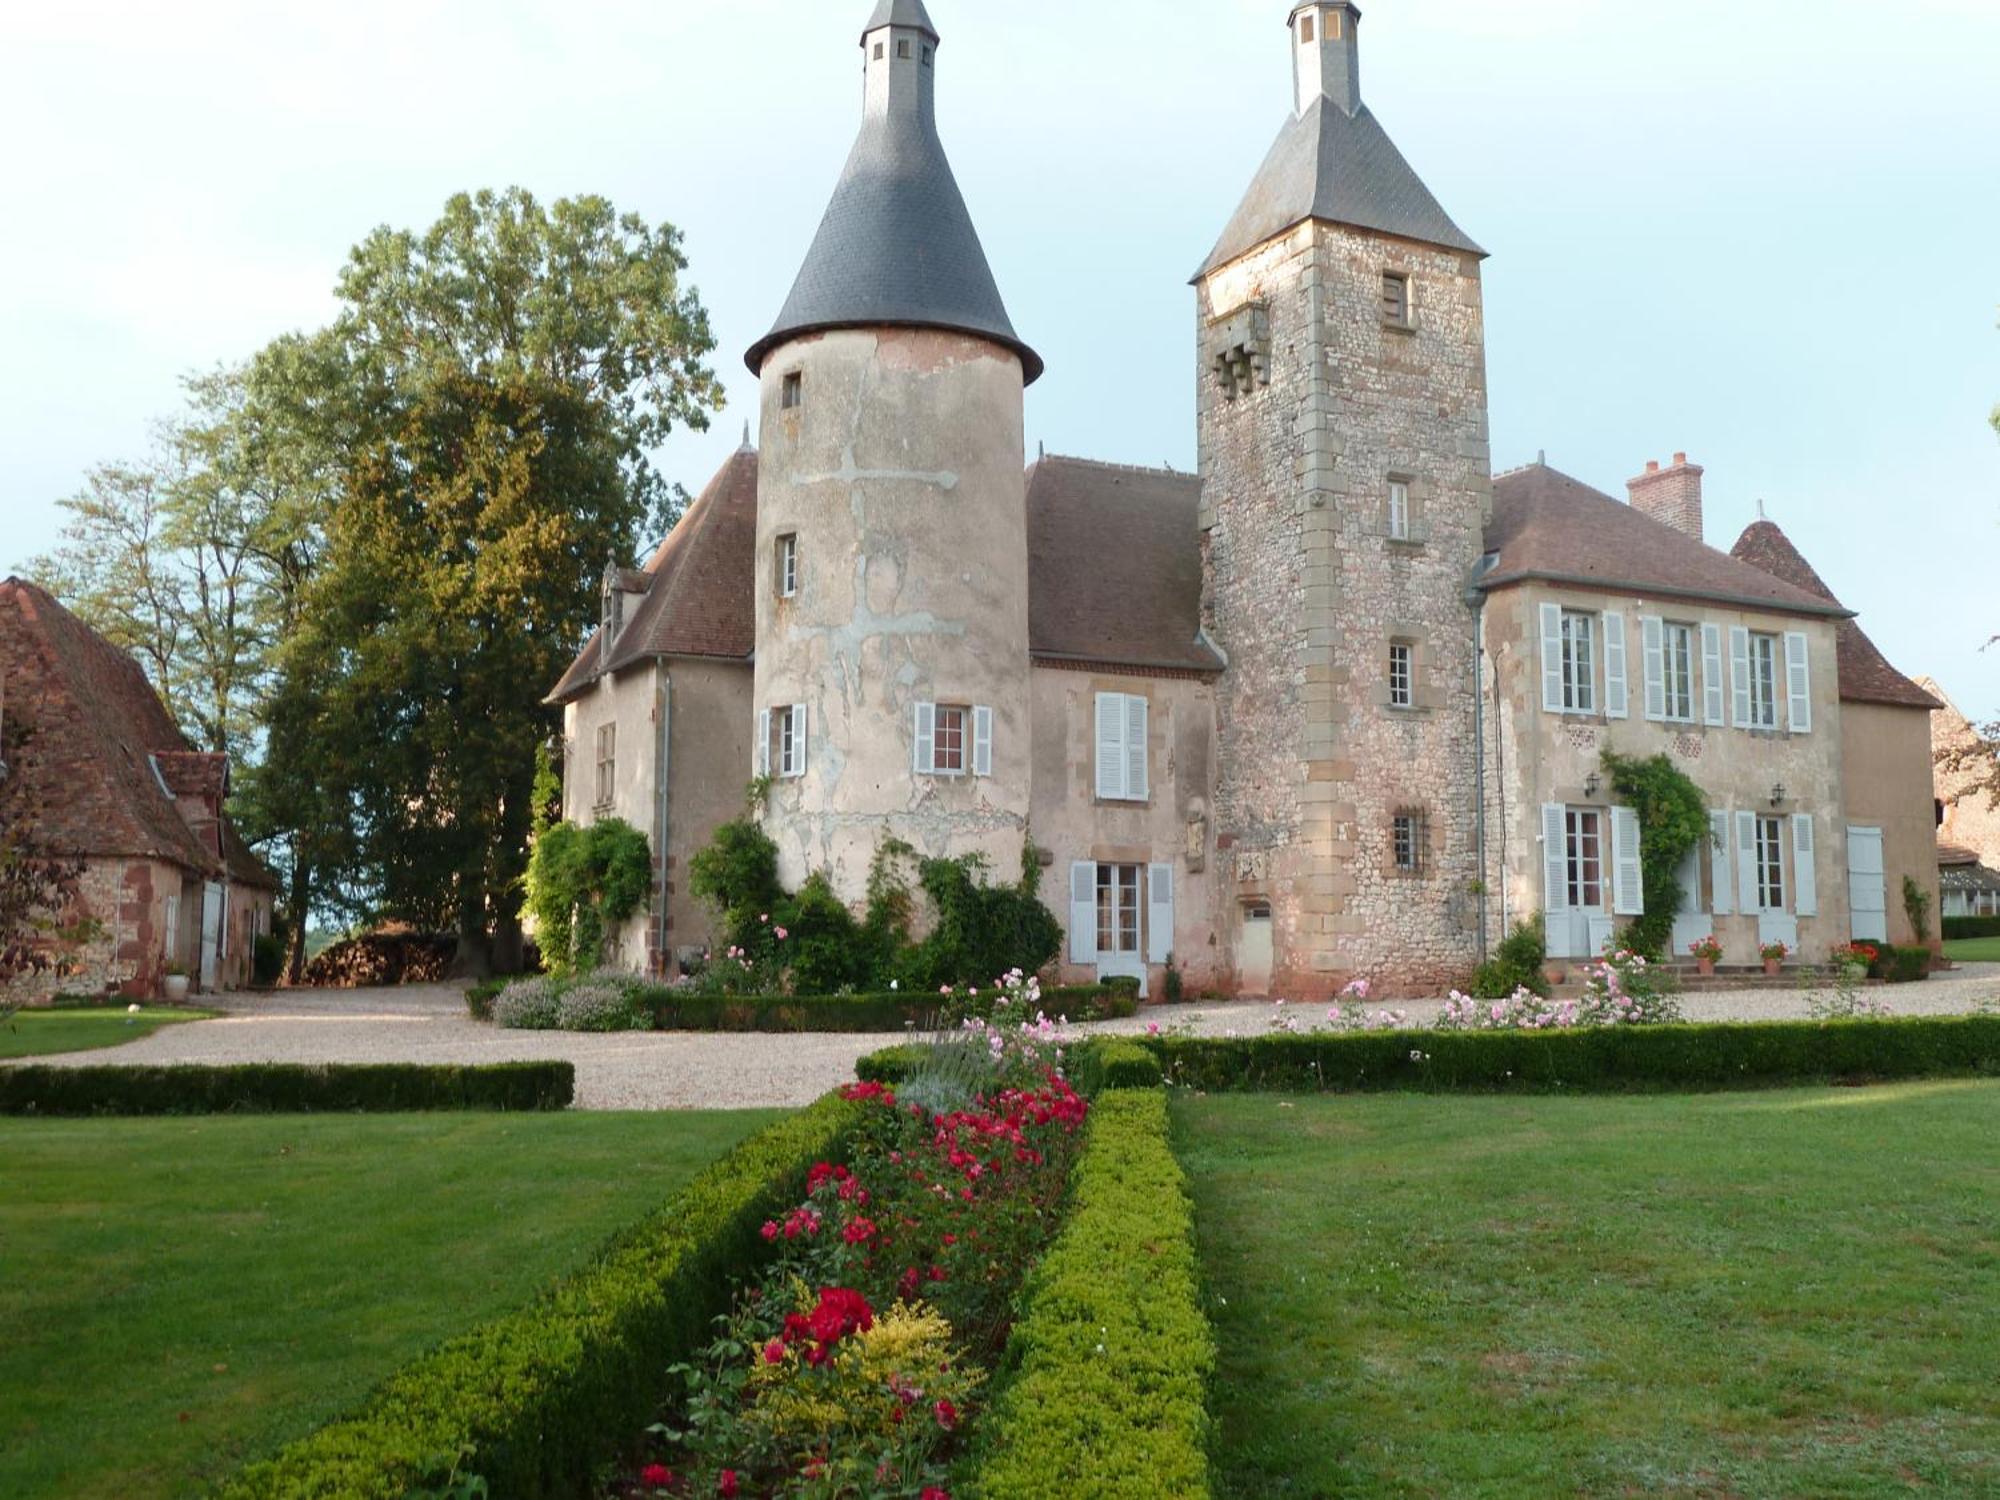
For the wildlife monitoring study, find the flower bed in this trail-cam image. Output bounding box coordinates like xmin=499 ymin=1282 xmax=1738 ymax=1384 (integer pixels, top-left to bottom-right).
xmin=0 ymin=1061 xmax=574 ymax=1116
xmin=967 ymin=1088 xmax=1214 ymax=1499
xmin=1139 ymin=1016 xmax=2000 ymax=1095
xmin=216 ymin=1094 xmax=862 ymax=1500
xmin=601 ymin=1025 xmax=1093 ymax=1498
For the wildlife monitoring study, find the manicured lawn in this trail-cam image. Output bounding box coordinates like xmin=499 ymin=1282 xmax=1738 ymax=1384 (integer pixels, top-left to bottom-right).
xmin=1944 ymin=935 xmax=2000 ymax=963
xmin=0 ymin=1109 xmax=783 ymax=1498
xmin=1175 ymin=1084 xmax=2000 ymax=1498
xmin=0 ymin=1007 xmax=218 ymax=1060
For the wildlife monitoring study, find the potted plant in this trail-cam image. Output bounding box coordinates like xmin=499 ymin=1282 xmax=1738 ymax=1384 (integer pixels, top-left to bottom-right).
xmin=1832 ymin=942 xmax=1878 ymax=984
xmin=1759 ymin=940 xmax=1790 ymax=977
xmin=161 ymin=963 xmax=191 ymax=1004
xmin=1687 ymin=934 xmax=1723 ymax=977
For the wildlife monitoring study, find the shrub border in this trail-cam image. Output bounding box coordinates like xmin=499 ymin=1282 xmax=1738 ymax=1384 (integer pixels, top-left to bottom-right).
xmin=0 ymin=1062 xmax=575 ymax=1117
xmin=630 ymin=983 xmax=1136 ymax=1035
xmin=1943 ymin=915 xmax=2000 ymax=941
xmin=1136 ymin=1015 xmax=2000 ymax=1095
xmin=214 ymin=1093 xmax=862 ymax=1500
xmin=966 ymin=1087 xmax=1214 ymax=1498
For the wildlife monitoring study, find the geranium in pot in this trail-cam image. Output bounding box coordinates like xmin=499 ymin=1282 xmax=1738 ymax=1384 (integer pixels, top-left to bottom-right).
xmin=1687 ymin=934 xmax=1723 ymax=977
xmin=161 ymin=963 xmax=191 ymax=1003
xmin=1759 ymin=940 xmax=1790 ymax=976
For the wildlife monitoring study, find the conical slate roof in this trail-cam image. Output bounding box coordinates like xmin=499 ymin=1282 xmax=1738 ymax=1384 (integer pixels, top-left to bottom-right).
xmin=746 ymin=9 xmax=1041 ymax=384
xmin=1197 ymin=96 xmax=1483 ymax=278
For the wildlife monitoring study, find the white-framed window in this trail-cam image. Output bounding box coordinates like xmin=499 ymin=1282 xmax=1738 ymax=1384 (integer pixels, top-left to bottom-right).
xmin=1566 ymin=807 xmax=1605 ymax=910
xmin=1387 ymin=479 xmax=1411 ymax=541
xmin=777 ymin=534 xmax=798 ymax=599
xmin=1662 ymin=622 xmax=1695 ymax=721
xmin=1755 ymin=815 xmax=1786 ymax=910
xmin=915 ymin=702 xmax=992 ymax=778
xmin=1392 ymin=809 xmax=1426 ymax=874
xmin=595 ymin=723 xmax=616 ymax=808
xmin=1095 ymin=864 xmax=1142 ymax=956
xmin=1561 ymin=610 xmax=1596 ymax=714
xmin=1094 ymin=693 xmax=1150 ymax=803
xmin=1388 ymin=642 xmax=1414 ymax=709
xmin=760 ymin=704 xmax=808 ymax=780
xmin=1748 ymin=632 xmax=1780 ymax=729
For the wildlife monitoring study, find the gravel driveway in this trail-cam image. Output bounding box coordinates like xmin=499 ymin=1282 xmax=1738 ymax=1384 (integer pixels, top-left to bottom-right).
xmin=11 ymin=967 xmax=1996 ymax=1110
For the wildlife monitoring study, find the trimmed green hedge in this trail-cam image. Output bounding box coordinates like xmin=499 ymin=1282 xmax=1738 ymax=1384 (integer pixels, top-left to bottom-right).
xmin=968 ymin=1088 xmax=1214 ymax=1498
xmin=1141 ymin=1016 xmax=2000 ymax=1095
xmin=635 ymin=983 xmax=1136 ymax=1034
xmin=215 ymin=1094 xmax=862 ymax=1500
xmin=1944 ymin=915 xmax=2000 ymax=941
xmin=1873 ymin=945 xmax=1933 ymax=984
xmin=0 ymin=1062 xmax=574 ymax=1117
xmin=856 ymin=1037 xmax=1163 ymax=1098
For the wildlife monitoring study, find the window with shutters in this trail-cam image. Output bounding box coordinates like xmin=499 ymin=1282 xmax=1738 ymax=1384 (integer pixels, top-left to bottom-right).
xmin=932 ymin=705 xmax=967 ymax=775
xmin=768 ymin=705 xmax=806 ymax=780
xmin=1096 ymin=864 xmax=1141 ymax=955
xmin=1387 ymin=478 xmax=1412 ymax=541
xmin=1393 ymin=809 xmax=1427 ymax=875
xmin=776 ymin=534 xmax=798 ymax=599
xmin=1662 ymin=621 xmax=1696 ymax=721
xmin=1748 ymin=632 xmax=1780 ymax=728
xmin=595 ymin=724 xmax=616 ymax=809
xmin=1094 ymin=692 xmax=1150 ymax=803
xmin=1388 ymin=641 xmax=1414 ymax=709
xmin=1566 ymin=808 xmax=1605 ymax=910
xmin=1561 ymin=610 xmax=1597 ymax=713
xmin=1756 ymin=816 xmax=1786 ymax=909
xmin=1381 ymin=271 xmax=1412 ymax=329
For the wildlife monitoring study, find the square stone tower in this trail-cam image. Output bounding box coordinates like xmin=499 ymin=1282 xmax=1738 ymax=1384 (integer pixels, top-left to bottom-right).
xmin=1197 ymin=1 xmax=1492 ymax=997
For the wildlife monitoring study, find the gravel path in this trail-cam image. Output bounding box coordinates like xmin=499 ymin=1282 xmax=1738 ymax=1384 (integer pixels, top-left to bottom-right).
xmin=10 ymin=966 xmax=1996 ymax=1110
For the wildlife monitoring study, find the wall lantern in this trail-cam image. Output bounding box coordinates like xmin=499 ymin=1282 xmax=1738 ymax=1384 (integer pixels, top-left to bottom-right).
xmin=1583 ymin=772 xmax=1602 ymax=800
xmin=1770 ymin=783 xmax=1788 ymax=807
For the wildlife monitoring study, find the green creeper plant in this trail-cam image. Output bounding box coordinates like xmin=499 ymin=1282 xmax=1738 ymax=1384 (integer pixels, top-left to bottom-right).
xmin=524 ymin=818 xmax=653 ymax=977
xmin=1600 ymin=749 xmax=1709 ymax=960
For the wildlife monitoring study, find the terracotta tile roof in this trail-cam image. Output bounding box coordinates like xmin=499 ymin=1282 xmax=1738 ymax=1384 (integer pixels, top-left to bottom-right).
xmin=1483 ymin=463 xmax=1849 ymax=619
xmin=1025 ymin=456 xmax=1224 ymax=675
xmin=548 ymin=444 xmax=761 ymax=703
xmin=0 ymin=578 xmax=274 ymax=887
xmin=1727 ymin=520 xmax=1940 ymax=711
xmin=1938 ymin=840 xmax=1982 ymax=867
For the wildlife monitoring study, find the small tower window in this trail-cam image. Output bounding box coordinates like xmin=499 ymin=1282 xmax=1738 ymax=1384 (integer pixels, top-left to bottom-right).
xmin=1389 ymin=641 xmax=1415 ymax=709
xmin=1393 ymin=810 xmax=1428 ymax=875
xmin=1300 ymin=14 xmax=1315 ymax=43
xmin=897 ymin=38 xmax=911 ymax=59
xmin=873 ymin=41 xmax=884 ymax=60
xmin=1382 ymin=271 xmax=1413 ymax=329
xmin=922 ymin=45 xmax=933 ymax=66
xmin=781 ymin=371 xmax=803 ymax=410
xmin=776 ymin=534 xmax=799 ymax=599
xmin=1387 ymin=478 xmax=1411 ymax=541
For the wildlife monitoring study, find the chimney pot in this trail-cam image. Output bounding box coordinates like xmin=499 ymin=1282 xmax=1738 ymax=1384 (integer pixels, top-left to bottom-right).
xmin=1672 ymin=451 xmax=1688 ymax=466
xmin=1645 ymin=460 xmax=1660 ymax=475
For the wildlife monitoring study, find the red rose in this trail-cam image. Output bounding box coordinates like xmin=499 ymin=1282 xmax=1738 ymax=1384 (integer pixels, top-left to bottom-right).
xmin=640 ymin=1464 xmax=673 ymax=1489
xmin=934 ymin=1398 xmax=958 ymax=1429
xmin=922 ymin=1490 xmax=951 ymax=1500
xmin=718 ymin=1472 xmax=739 ymax=1498
xmin=763 ymin=1338 xmax=786 ymax=1365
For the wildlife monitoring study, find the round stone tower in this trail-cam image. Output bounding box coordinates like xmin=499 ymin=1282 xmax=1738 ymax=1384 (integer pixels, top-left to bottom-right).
xmin=745 ymin=0 xmax=1042 ymax=899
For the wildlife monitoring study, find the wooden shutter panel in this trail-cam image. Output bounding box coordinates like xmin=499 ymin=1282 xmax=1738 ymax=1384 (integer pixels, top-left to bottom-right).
xmin=1611 ymin=805 xmax=1645 ymax=916
xmin=1737 ymin=812 xmax=1761 ymax=914
xmin=1642 ymin=616 xmax=1667 ymax=722
xmin=1784 ymin=632 xmax=1812 ymax=733
xmin=1094 ymin=694 xmax=1123 ymax=800
xmin=1602 ymin=611 xmax=1629 ymax=720
xmin=1730 ymin=627 xmax=1753 ymax=728
xmin=1540 ymin=603 xmax=1566 ymax=713
xmin=972 ymin=706 xmax=993 ymax=778
xmin=1068 ymin=863 xmax=1097 ymax=964
xmin=1702 ymin=623 xmax=1726 ymax=726
xmin=913 ymin=702 xmax=936 ymax=775
xmin=756 ymin=709 xmax=770 ymax=777
xmin=1146 ymin=862 xmax=1174 ymax=964
xmin=790 ymin=703 xmax=807 ymax=777
xmin=1709 ymin=810 xmax=1735 ymax=915
xmin=1792 ymin=814 xmax=1818 ymax=917
xmin=1125 ymin=695 xmax=1150 ymax=802
xmin=1542 ymin=803 xmax=1569 ymax=915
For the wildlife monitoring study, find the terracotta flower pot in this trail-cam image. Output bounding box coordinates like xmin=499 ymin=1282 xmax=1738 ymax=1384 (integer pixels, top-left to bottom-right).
xmin=1696 ymin=958 xmax=1716 ymax=977
xmin=1762 ymin=958 xmax=1782 ymax=977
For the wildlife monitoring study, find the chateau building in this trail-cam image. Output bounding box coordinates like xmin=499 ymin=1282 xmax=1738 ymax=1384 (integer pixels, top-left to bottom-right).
xmin=550 ymin=2 xmax=1941 ymax=994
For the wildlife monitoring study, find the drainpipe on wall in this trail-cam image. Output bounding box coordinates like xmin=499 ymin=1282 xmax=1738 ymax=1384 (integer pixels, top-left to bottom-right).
xmin=655 ymin=667 xmax=673 ymax=978
xmin=1464 ymin=559 xmax=1499 ymax=963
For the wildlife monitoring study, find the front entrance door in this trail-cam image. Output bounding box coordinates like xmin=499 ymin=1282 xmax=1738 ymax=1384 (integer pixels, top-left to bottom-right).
xmin=1847 ymin=825 xmax=1887 ymax=943
xmin=1565 ymin=808 xmax=1612 ymax=959
xmin=199 ymin=882 xmax=225 ymax=991
xmin=1670 ymin=842 xmax=1710 ymax=958
xmin=1238 ymin=902 xmax=1274 ymax=996
xmin=1094 ymin=864 xmax=1145 ymax=988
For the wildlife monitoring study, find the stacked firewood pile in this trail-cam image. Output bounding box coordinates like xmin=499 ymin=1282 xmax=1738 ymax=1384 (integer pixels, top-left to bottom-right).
xmin=301 ymin=933 xmax=456 ymax=988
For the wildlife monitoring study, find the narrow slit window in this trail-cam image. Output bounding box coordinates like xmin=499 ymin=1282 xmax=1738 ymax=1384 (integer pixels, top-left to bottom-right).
xmin=1387 ymin=479 xmax=1411 ymax=540
xmin=873 ymin=41 xmax=884 ymax=60
xmin=922 ymin=45 xmax=933 ymax=65
xmin=776 ymin=534 xmax=798 ymax=599
xmin=1382 ymin=272 xmax=1411 ymax=327
xmin=781 ymin=371 xmax=803 ymax=410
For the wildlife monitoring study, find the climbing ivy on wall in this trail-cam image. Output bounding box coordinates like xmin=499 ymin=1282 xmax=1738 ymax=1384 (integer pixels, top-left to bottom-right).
xmin=524 ymin=817 xmax=654 ymax=976
xmin=1600 ymin=749 xmax=1710 ymax=960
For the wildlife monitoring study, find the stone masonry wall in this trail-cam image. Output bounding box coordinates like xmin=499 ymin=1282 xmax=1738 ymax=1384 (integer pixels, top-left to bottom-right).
xmin=1199 ymin=221 xmax=1491 ymax=998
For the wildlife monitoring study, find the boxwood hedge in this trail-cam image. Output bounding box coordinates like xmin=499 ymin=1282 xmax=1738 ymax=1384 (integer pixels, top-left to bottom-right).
xmin=1944 ymin=915 xmax=2000 ymax=941
xmin=1142 ymin=1015 xmax=2000 ymax=1095
xmin=967 ymin=1088 xmax=1214 ymax=1498
xmin=635 ymin=983 xmax=1136 ymax=1034
xmin=856 ymin=1037 xmax=1163 ymax=1098
xmin=0 ymin=1062 xmax=574 ymax=1117
xmin=214 ymin=1093 xmax=862 ymax=1500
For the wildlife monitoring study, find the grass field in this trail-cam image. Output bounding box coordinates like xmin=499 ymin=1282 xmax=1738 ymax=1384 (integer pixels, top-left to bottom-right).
xmin=0 ymin=1007 xmax=217 ymax=1061
xmin=1945 ymin=935 xmax=2000 ymax=963
xmin=0 ymin=1109 xmax=782 ymax=1498
xmin=1175 ymin=1083 xmax=2000 ymax=1498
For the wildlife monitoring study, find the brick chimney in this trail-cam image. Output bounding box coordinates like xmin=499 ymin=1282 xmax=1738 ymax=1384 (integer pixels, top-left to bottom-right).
xmin=1627 ymin=452 xmax=1704 ymax=542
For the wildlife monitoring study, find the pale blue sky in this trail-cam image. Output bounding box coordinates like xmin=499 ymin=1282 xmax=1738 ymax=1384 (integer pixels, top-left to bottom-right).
xmin=3 ymin=0 xmax=1996 ymax=717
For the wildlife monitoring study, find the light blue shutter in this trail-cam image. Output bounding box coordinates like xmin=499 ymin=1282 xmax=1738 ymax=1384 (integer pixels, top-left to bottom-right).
xmin=1785 ymin=633 xmax=1812 ymax=733
xmin=1146 ymin=863 xmax=1174 ymax=964
xmin=1702 ymin=623 xmax=1726 ymax=726
xmin=1125 ymin=695 xmax=1150 ymax=802
xmin=1603 ymin=612 xmax=1629 ymax=720
xmin=756 ymin=709 xmax=770 ymax=777
xmin=913 ymin=702 xmax=936 ymax=775
xmin=1540 ymin=603 xmax=1565 ymax=713
xmin=1642 ymin=616 xmax=1666 ymax=721
xmin=1730 ymin=627 xmax=1753 ymax=728
xmin=1709 ymin=810 xmax=1734 ymax=915
xmin=1737 ymin=812 xmax=1761 ymax=914
xmin=1069 ymin=863 xmax=1097 ymax=964
xmin=1542 ymin=804 xmax=1569 ymax=916
xmin=1792 ymin=814 xmax=1818 ymax=916
xmin=1611 ymin=805 xmax=1645 ymax=916
xmin=972 ymin=706 xmax=993 ymax=777
xmin=790 ymin=703 xmax=808 ymax=777
xmin=1095 ymin=694 xmax=1124 ymax=801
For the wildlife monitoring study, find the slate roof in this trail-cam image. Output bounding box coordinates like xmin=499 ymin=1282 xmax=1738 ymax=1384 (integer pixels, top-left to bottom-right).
xmin=744 ymin=10 xmax=1041 ymax=383
xmin=1026 ymin=457 xmax=1225 ymax=675
xmin=0 ymin=578 xmax=275 ymax=887
xmin=1482 ymin=464 xmax=1850 ymax=619
xmin=1729 ymin=520 xmax=1940 ymax=711
xmin=546 ymin=442 xmax=760 ymax=704
xmin=1197 ymin=97 xmax=1483 ymax=278
xmin=863 ymin=0 xmax=937 ymax=40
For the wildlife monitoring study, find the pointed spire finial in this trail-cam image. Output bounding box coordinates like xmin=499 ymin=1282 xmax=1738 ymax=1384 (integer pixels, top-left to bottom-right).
xmin=1757 ymin=498 xmax=1768 ymax=521
xmin=742 ymin=420 xmax=753 ymax=451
